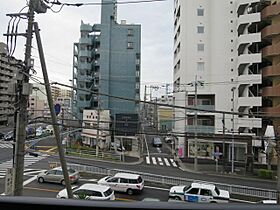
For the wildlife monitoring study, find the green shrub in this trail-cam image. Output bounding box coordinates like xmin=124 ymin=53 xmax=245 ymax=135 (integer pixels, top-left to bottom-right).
xmin=258 ymin=169 xmax=273 ymax=179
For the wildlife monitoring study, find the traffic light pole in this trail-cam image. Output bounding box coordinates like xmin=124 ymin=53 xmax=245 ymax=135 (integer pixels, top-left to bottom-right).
xmin=34 ymin=22 xmax=73 ymax=198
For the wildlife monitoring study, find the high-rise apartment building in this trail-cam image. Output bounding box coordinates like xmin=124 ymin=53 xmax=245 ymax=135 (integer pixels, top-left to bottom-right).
xmin=173 ymin=0 xmax=280 ymax=158
xmin=0 ymin=42 xmax=22 ymax=126
xmin=72 ymin=0 xmax=141 ymax=120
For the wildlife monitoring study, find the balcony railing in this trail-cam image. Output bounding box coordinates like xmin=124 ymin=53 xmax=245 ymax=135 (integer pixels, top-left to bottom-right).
xmin=186 ymin=125 xmax=215 ymax=134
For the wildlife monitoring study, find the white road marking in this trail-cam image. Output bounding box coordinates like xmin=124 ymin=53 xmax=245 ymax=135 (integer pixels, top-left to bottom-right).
xmin=157 ymin=157 xmax=164 ymax=165
xmin=163 ymin=158 xmax=171 ymax=166
xmin=170 ymin=159 xmax=177 ymax=167
xmin=152 ymin=157 xmax=157 ymax=165
xmin=146 ymin=156 xmax=150 ymax=164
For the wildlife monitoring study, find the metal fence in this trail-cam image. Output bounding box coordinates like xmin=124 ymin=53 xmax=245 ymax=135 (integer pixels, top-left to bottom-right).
xmin=64 ymin=163 xmax=277 ymax=200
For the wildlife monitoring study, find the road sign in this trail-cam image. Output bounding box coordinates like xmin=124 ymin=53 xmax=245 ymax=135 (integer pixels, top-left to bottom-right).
xmin=5 ymin=168 xmax=14 ymax=195
xmin=54 ymin=103 xmax=61 ymax=115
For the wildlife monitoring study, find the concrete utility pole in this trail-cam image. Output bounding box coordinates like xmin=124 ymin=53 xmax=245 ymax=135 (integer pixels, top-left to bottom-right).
xmin=194 ymin=75 xmax=198 ymax=171
xmin=231 ymin=87 xmax=236 ymax=174
xmin=277 ymin=139 xmax=280 ymax=204
xmin=34 ymin=22 xmax=73 ymax=198
xmin=13 ymin=1 xmax=35 ymax=196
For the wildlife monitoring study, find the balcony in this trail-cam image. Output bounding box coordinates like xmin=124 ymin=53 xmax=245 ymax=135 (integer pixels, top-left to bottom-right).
xmin=261 ymin=2 xmax=280 ymax=20
xmin=237 ymin=0 xmax=260 ymax=15
xmin=79 ymin=37 xmax=92 ymax=45
xmin=186 ymin=125 xmax=215 ymax=134
xmin=237 ymin=53 xmax=262 ymax=68
xmin=262 ymin=106 xmax=280 ymax=117
xmin=237 ymin=33 xmax=261 ymax=53
xmin=187 ymin=105 xmax=215 ymax=112
xmin=237 ymin=13 xmax=260 ymax=32
xmin=238 ymin=97 xmax=261 ymax=107
xmin=79 ymin=62 xmax=91 ymax=70
xmin=237 ymin=117 xmax=262 ymax=128
xmin=262 ymin=85 xmax=280 ymax=97
xmin=262 ymin=41 xmax=280 ymax=59
xmin=261 ymin=23 xmax=280 ymax=39
xmin=79 ymin=75 xmax=93 ymax=82
xmin=238 ymin=74 xmax=262 ymax=85
xmin=79 ymin=50 xmax=92 ymax=58
xmin=262 ymin=63 xmax=280 ymax=77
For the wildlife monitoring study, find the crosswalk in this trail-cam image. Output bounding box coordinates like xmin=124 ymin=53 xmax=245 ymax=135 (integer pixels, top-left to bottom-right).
xmin=145 ymin=156 xmax=178 ymax=167
xmin=0 ymin=142 xmax=13 ymax=149
xmin=0 ymin=153 xmax=48 ymax=179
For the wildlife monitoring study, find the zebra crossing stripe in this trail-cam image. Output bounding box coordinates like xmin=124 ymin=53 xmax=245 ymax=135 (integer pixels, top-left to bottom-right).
xmin=152 ymin=157 xmax=157 ymax=165
xmin=0 ymin=144 xmax=13 ymax=149
xmin=157 ymin=157 xmax=164 ymax=165
xmin=170 ymin=159 xmax=177 ymax=167
xmin=163 ymin=158 xmax=171 ymax=166
xmin=146 ymin=156 xmax=150 ymax=164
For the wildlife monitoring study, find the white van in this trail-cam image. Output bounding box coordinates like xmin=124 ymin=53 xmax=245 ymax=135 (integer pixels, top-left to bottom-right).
xmin=97 ymin=173 xmax=144 ymax=195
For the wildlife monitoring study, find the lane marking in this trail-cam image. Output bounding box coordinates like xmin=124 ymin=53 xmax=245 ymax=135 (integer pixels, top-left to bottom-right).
xmin=145 ymin=185 xmax=169 ymax=191
xmin=23 ymin=175 xmax=38 ymax=186
xmin=164 ymin=158 xmax=170 ymax=166
xmin=146 ymin=156 xmax=150 ymax=164
xmin=115 ymin=198 xmax=135 ymax=202
xmin=157 ymin=157 xmax=163 ymax=166
xmin=170 ymin=159 xmax=177 ymax=167
xmin=152 ymin=157 xmax=157 ymax=165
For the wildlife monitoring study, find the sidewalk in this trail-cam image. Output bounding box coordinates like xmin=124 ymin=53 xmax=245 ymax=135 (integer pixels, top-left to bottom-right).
xmin=176 ymin=157 xmax=277 ymax=183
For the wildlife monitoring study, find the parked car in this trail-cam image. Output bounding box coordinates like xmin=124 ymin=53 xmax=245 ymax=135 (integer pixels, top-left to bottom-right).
xmin=169 ymin=182 xmax=230 ymax=203
xmin=0 ymin=132 xmax=4 ymax=140
xmin=37 ymin=167 xmax=79 ymax=185
xmin=97 ymin=173 xmax=144 ymax=195
xmin=3 ymin=131 xmax=14 ymax=141
xmin=152 ymin=137 xmax=162 ymax=147
xmin=56 ymin=183 xmax=115 ymax=200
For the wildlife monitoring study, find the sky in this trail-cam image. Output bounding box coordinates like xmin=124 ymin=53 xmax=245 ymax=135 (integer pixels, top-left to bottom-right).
xmin=0 ymin=0 xmax=174 ymax=98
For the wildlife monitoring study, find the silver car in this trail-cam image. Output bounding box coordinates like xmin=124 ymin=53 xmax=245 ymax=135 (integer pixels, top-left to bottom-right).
xmin=37 ymin=167 xmax=79 ymax=185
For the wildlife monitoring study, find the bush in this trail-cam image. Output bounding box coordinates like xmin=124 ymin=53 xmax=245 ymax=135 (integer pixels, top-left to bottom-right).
xmin=257 ymin=169 xmax=273 ymax=179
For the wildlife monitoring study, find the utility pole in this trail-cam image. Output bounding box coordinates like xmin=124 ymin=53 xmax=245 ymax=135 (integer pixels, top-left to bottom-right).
xmin=231 ymin=87 xmax=236 ymax=174
xmin=96 ymin=99 xmax=100 ymax=158
xmin=277 ymin=138 xmax=280 ymax=204
xmin=13 ymin=1 xmax=35 ymax=196
xmin=194 ymin=75 xmax=198 ymax=171
xmin=34 ymin=22 xmax=73 ymax=198
xmin=222 ymin=113 xmax=226 ymax=171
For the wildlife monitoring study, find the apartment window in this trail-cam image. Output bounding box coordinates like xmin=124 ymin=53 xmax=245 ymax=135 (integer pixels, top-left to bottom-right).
xmin=197 ymin=8 xmax=204 ymax=16
xmin=127 ymin=42 xmax=133 ymax=49
xmin=197 ymin=43 xmax=204 ymax=52
xmin=197 ymin=26 xmax=204 ymax=34
xmin=197 ymin=62 xmax=205 ymax=71
xmin=127 ymin=28 xmax=133 ymax=36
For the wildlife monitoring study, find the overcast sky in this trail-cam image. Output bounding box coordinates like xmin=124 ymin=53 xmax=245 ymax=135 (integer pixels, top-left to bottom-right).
xmin=0 ymin=0 xmax=173 ymax=97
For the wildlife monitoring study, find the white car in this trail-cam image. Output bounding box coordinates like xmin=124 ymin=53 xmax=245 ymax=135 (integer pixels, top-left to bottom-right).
xmin=98 ymin=173 xmax=144 ymax=195
xmin=56 ymin=183 xmax=115 ymax=200
xmin=169 ymin=182 xmax=230 ymax=203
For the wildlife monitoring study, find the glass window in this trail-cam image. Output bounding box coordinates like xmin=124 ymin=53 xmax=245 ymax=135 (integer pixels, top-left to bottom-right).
xmin=197 ymin=8 xmax=204 ymax=16
xmin=55 ymin=170 xmax=63 ymax=175
xmin=197 ymin=26 xmax=204 ymax=34
xmin=200 ymin=189 xmax=212 ymax=196
xmin=187 ymin=188 xmax=199 ymax=195
xmin=197 ymin=62 xmax=205 ymax=71
xmin=120 ymin=178 xmax=129 ymax=183
xmin=127 ymin=42 xmax=133 ymax=49
xmin=197 ymin=43 xmax=204 ymax=52
xmin=107 ymin=177 xmax=119 ymax=183
xmin=47 ymin=170 xmax=56 ymax=175
xmin=103 ymin=188 xmax=113 ymax=197
xmin=128 ymin=28 xmax=134 ymax=36
xmin=90 ymin=190 xmax=102 ymax=197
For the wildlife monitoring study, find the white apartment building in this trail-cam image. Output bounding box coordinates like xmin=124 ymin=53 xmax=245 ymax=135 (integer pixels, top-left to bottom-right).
xmin=173 ymin=0 xmax=265 ymax=158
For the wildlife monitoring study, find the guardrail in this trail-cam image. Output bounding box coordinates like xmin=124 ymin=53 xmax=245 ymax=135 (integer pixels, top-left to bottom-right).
xmin=65 ymin=163 xmax=277 ymax=200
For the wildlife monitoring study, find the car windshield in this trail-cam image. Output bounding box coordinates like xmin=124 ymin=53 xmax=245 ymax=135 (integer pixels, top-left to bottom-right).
xmin=2 ymin=0 xmax=278 ymax=208
xmin=103 ymin=188 xmax=113 ymax=197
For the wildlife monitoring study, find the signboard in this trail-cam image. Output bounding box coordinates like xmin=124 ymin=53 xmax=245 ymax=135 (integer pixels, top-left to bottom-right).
xmin=54 ymin=103 xmax=61 ymax=115
xmin=5 ymin=168 xmax=14 ymax=195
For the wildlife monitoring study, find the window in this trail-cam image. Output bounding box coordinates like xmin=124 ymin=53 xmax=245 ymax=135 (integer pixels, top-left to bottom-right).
xmin=187 ymin=188 xmax=200 ymax=195
xmin=197 ymin=8 xmax=204 ymax=16
xmin=200 ymin=189 xmax=212 ymax=196
xmin=127 ymin=42 xmax=133 ymax=49
xmin=120 ymin=178 xmax=129 ymax=183
xmin=197 ymin=26 xmax=204 ymax=34
xmin=107 ymin=177 xmax=119 ymax=183
xmin=197 ymin=43 xmax=204 ymax=52
xmin=127 ymin=28 xmax=133 ymax=36
xmin=197 ymin=62 xmax=205 ymax=71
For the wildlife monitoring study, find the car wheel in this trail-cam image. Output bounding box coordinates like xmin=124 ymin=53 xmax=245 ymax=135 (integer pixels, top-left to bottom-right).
xmin=61 ymin=180 xmax=65 ymax=185
xmin=174 ymin=196 xmax=181 ymax=200
xmin=38 ymin=177 xmax=44 ymax=183
xmin=127 ymin=189 xmax=134 ymax=195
